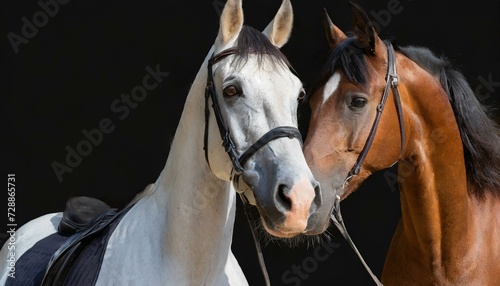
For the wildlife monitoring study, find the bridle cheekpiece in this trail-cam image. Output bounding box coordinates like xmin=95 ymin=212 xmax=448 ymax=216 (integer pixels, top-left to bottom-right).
xmin=203 ymin=47 xmax=303 ymax=178
xmin=331 ymin=41 xmax=406 ymax=286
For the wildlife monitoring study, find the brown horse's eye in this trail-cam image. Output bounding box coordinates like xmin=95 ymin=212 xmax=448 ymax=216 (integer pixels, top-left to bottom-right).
xmin=223 ymin=85 xmax=240 ymax=98
xmin=351 ymin=97 xmax=367 ymax=108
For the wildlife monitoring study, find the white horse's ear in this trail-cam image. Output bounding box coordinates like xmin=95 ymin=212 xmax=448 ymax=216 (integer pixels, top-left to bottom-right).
xmin=217 ymin=0 xmax=244 ymax=45
xmin=262 ymin=0 xmax=293 ymax=48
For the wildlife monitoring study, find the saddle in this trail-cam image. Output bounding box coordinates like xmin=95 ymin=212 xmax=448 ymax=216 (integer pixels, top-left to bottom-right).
xmin=58 ymin=196 xmax=111 ymax=235
xmin=41 ymin=196 xmax=132 ymax=286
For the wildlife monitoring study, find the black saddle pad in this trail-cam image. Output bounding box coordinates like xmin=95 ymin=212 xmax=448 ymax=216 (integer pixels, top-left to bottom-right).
xmin=6 ymin=205 xmax=132 ymax=286
xmin=5 ymin=233 xmax=68 ymax=286
xmin=6 ymin=227 xmax=118 ymax=286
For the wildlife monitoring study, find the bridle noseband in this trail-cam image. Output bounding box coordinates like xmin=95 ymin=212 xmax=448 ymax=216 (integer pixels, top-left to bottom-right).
xmin=203 ymin=47 xmax=303 ymax=177
xmin=331 ymin=42 xmax=405 ymax=286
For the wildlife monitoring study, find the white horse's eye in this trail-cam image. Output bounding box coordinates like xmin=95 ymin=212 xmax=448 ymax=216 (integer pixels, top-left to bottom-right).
xmin=223 ymin=85 xmax=241 ymax=98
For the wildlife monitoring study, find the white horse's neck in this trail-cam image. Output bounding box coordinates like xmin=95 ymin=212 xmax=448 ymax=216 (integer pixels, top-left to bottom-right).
xmin=156 ymin=49 xmax=240 ymax=281
xmin=97 ymin=50 xmax=247 ymax=285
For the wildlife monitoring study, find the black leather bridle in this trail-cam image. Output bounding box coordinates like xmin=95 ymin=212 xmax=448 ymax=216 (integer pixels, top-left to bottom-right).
xmin=330 ymin=42 xmax=405 ymax=286
xmin=203 ymin=47 xmax=304 ymax=286
xmin=203 ymin=47 xmax=303 ymax=175
xmin=343 ymin=41 xmax=406 ymax=185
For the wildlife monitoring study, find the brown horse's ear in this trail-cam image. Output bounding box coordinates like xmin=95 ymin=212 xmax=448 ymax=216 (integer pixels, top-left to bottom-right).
xmin=323 ymin=8 xmax=347 ymax=48
xmin=349 ymin=1 xmax=383 ymax=55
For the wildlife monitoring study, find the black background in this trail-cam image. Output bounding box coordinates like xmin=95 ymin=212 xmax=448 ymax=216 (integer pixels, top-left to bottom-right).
xmin=1 ymin=0 xmax=499 ymax=285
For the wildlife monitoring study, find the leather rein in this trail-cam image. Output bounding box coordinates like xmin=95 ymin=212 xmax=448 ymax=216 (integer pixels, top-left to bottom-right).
xmin=203 ymin=47 xmax=303 ymax=286
xmin=330 ymin=42 xmax=405 ymax=286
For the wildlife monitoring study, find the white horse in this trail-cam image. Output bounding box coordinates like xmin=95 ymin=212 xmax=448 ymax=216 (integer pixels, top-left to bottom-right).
xmin=0 ymin=0 xmax=327 ymax=285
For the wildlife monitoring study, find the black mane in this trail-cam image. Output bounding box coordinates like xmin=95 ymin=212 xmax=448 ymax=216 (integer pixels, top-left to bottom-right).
xmin=400 ymin=45 xmax=500 ymax=196
xmin=310 ymin=36 xmax=370 ymax=98
xmin=233 ymin=26 xmax=291 ymax=69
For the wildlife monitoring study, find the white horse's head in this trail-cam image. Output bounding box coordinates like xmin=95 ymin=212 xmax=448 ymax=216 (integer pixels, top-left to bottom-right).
xmin=205 ymin=0 xmax=326 ymax=238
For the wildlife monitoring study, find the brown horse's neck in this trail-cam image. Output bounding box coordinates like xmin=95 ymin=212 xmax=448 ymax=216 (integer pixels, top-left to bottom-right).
xmin=383 ymin=64 xmax=488 ymax=284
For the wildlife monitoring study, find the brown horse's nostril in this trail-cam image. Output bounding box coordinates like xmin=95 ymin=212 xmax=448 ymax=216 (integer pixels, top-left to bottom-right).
xmin=310 ymin=183 xmax=322 ymax=215
xmin=277 ymin=184 xmax=292 ymax=211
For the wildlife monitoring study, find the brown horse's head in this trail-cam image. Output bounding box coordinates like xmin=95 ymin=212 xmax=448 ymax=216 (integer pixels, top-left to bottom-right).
xmin=304 ymin=3 xmax=406 ymax=210
xmin=304 ymin=3 xmax=500 ymax=284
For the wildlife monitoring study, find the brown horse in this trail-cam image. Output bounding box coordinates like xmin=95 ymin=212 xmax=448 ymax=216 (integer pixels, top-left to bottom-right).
xmin=303 ymin=3 xmax=500 ymax=285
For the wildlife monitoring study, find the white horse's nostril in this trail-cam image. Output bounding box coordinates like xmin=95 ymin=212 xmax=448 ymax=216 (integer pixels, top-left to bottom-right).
xmin=281 ymin=175 xmax=316 ymax=232
xmin=277 ymin=184 xmax=292 ymax=211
